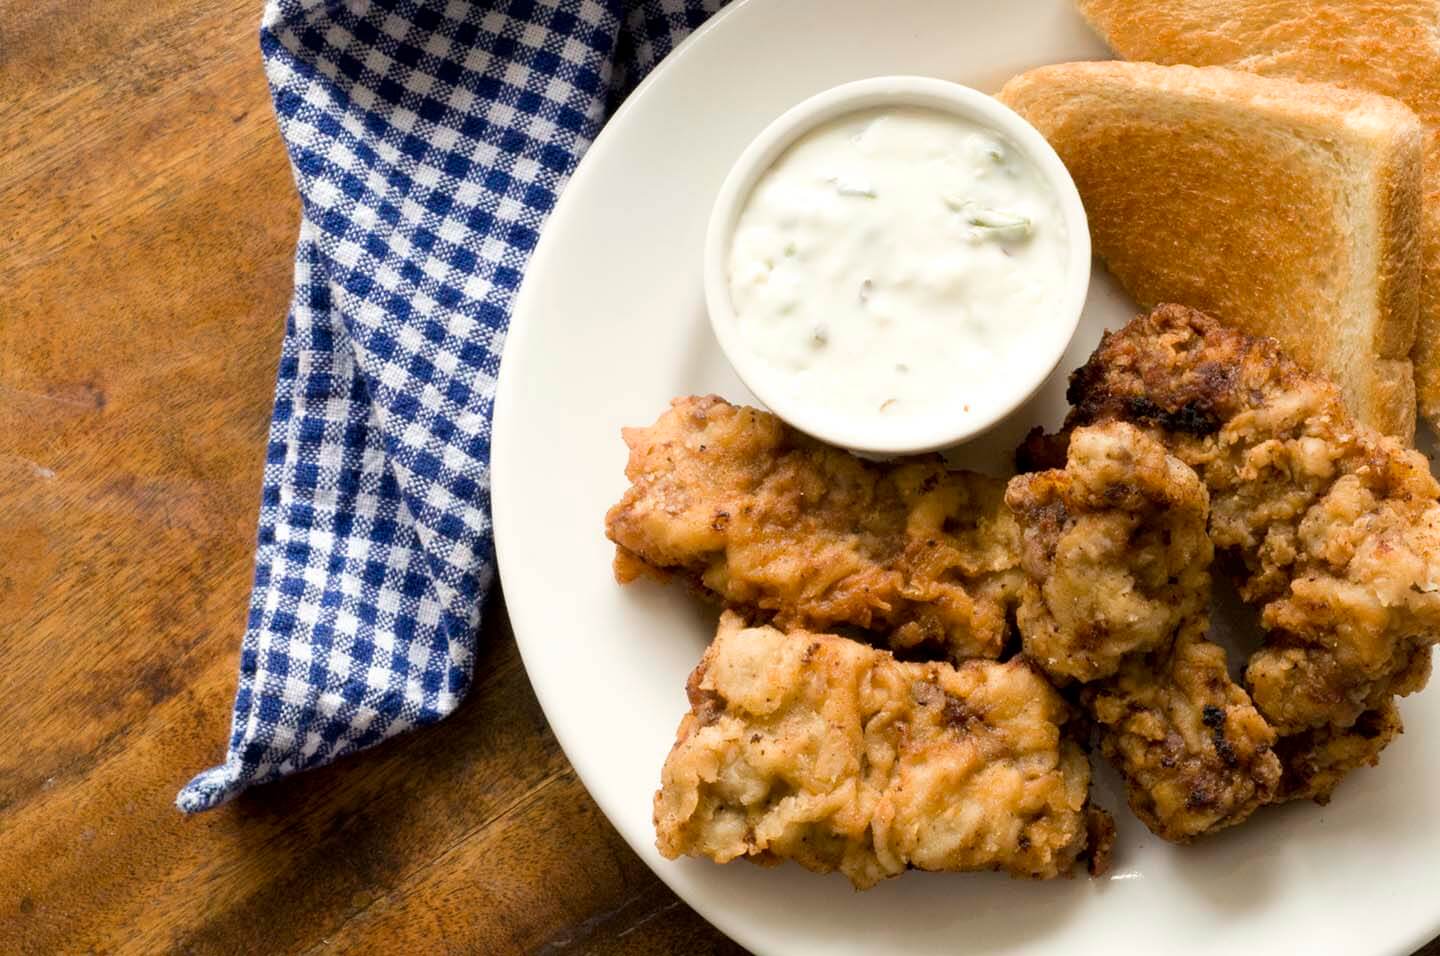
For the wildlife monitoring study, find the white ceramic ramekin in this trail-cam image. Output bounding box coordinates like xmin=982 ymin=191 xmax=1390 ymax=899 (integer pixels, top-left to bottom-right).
xmin=703 ymin=75 xmax=1091 ymax=455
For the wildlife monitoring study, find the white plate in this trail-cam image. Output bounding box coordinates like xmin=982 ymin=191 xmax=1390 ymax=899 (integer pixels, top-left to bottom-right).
xmin=491 ymin=1 xmax=1440 ymax=953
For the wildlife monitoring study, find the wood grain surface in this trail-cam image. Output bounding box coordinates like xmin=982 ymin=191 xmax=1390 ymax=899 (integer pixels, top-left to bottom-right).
xmin=0 ymin=2 xmax=1434 ymax=955
xmin=0 ymin=1 xmax=742 ymax=952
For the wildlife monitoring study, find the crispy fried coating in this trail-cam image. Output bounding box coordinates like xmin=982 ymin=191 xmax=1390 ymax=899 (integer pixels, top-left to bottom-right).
xmin=1006 ymin=423 xmax=1214 ymax=683
xmin=1273 ymin=701 xmax=1403 ymax=804
xmin=1087 ymin=621 xmax=1281 ymax=839
xmin=606 ymin=396 xmax=1025 ymax=661
xmin=654 ymin=612 xmax=1106 ymax=888
xmin=1007 ymin=422 xmax=1280 ymax=839
xmin=1065 ymin=304 xmax=1440 ymax=741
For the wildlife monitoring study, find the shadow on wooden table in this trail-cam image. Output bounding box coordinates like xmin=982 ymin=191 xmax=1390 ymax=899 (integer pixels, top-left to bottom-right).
xmin=205 ymin=591 xmax=749 ymax=955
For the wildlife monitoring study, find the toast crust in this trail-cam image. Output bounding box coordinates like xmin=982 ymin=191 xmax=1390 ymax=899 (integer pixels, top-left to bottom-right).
xmin=999 ymin=61 xmax=1423 ymax=436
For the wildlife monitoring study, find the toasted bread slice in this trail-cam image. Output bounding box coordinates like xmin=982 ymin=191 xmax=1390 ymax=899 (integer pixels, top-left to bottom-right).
xmin=999 ymin=61 xmax=1423 ymax=436
xmin=1073 ymin=0 xmax=1440 ymax=432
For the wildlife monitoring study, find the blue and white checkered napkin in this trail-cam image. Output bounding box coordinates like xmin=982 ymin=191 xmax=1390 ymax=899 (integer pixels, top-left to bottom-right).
xmin=178 ymin=0 xmax=724 ymax=812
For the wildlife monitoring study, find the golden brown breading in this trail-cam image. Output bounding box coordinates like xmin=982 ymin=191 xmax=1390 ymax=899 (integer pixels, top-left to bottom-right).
xmin=1272 ymin=701 xmax=1403 ymax=804
xmin=1087 ymin=621 xmax=1281 ymax=840
xmin=1006 ymin=422 xmax=1213 ymax=683
xmin=1007 ymin=422 xmax=1280 ymax=840
xmin=654 ymin=612 xmax=1106 ymax=888
xmin=1064 ymin=304 xmax=1440 ymax=739
xmin=606 ymin=396 xmax=1025 ymax=661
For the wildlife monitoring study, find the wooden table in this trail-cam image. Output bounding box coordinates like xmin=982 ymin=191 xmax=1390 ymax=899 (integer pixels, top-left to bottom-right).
xmin=0 ymin=2 xmax=741 ymax=952
xmin=0 ymin=2 xmax=1434 ymax=954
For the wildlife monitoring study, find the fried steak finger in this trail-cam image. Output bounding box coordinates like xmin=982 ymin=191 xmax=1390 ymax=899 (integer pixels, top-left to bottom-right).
xmin=655 ymin=612 xmax=1107 ymax=888
xmin=606 ymin=396 xmax=1025 ymax=661
xmin=1007 ymin=422 xmax=1280 ymax=840
xmin=1273 ymin=701 xmax=1403 ymax=804
xmin=1006 ymin=422 xmax=1213 ymax=683
xmin=1062 ymin=303 xmax=1440 ymax=800
xmin=1087 ymin=620 xmax=1281 ymax=839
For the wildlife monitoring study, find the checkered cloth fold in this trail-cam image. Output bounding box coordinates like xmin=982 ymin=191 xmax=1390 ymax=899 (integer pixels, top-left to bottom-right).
xmin=178 ymin=0 xmax=724 ymax=813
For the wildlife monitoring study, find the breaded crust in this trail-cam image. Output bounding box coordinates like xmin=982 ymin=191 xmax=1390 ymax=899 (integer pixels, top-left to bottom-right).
xmin=654 ymin=613 xmax=1105 ymax=887
xmin=1063 ymin=305 xmax=1440 ymax=771
xmin=1007 ymin=422 xmax=1281 ymax=839
xmin=606 ymin=396 xmax=1025 ymax=661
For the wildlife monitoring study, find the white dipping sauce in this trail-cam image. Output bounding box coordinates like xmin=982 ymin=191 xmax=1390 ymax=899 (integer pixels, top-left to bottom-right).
xmin=727 ymin=107 xmax=1070 ymax=429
